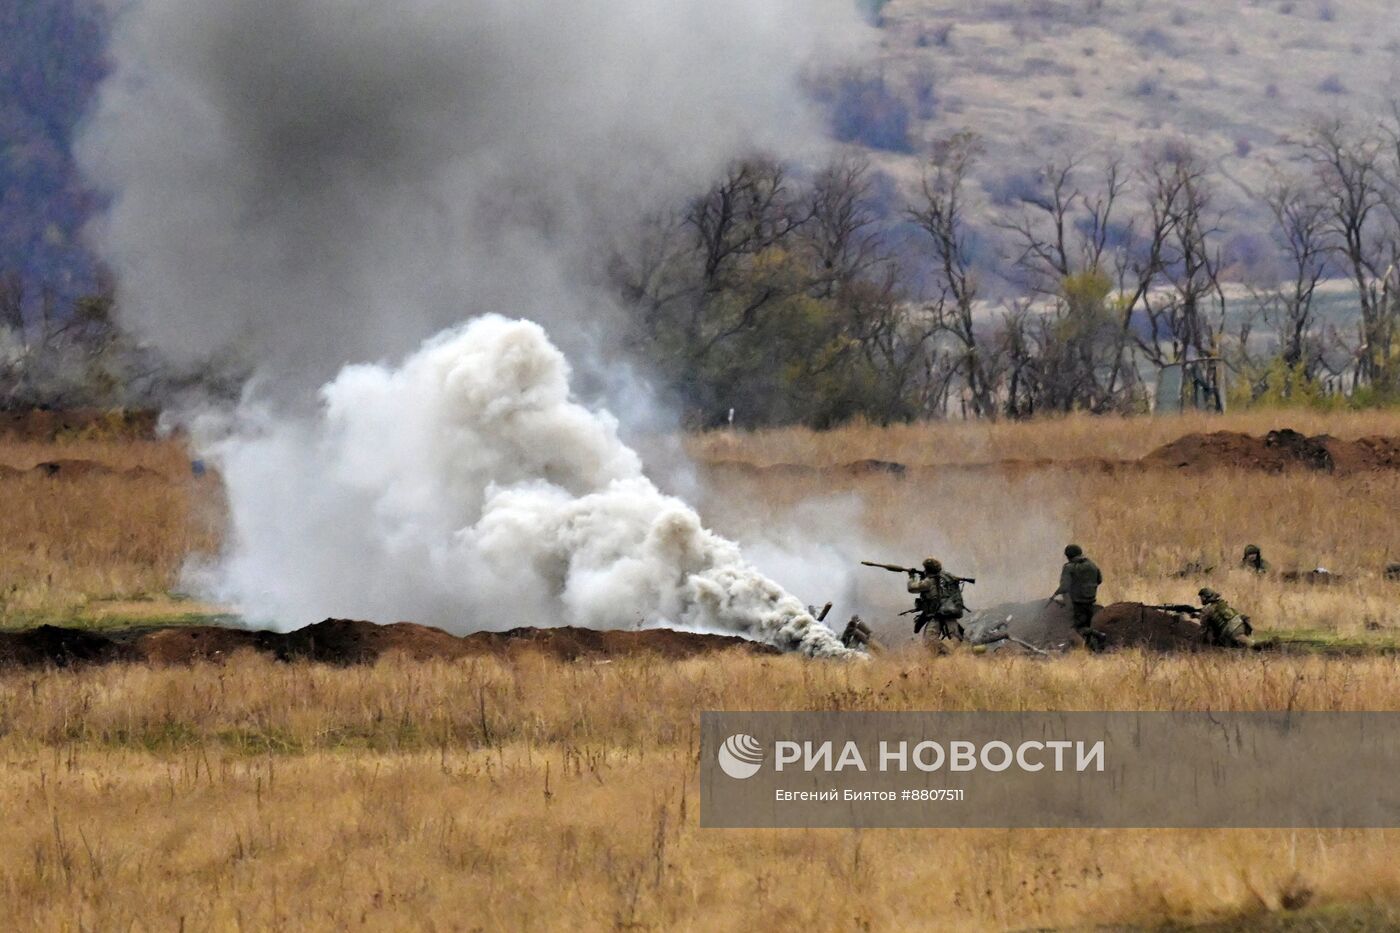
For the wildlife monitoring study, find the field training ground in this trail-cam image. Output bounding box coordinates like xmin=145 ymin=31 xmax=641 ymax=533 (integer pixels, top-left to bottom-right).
xmin=2 ymin=409 xmax=1400 ymax=929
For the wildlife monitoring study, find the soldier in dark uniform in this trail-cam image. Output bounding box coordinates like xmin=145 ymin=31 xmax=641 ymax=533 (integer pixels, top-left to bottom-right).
xmin=1052 ymin=544 xmax=1107 ymax=651
xmin=908 ymin=557 xmax=967 ymax=641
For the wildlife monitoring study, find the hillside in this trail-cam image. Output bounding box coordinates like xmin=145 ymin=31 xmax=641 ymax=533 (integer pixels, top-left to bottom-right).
xmin=4 ymin=0 xmax=1399 ymax=301
xmin=861 ymin=0 xmax=1400 ymax=221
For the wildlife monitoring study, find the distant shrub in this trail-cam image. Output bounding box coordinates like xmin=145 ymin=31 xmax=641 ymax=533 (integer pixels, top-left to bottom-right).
xmin=1317 ymin=1 xmax=1337 ymax=22
xmin=1317 ymin=73 xmax=1346 ymax=95
xmin=855 ymin=0 xmax=890 ymax=27
xmin=910 ymin=69 xmax=938 ymax=120
xmin=813 ymin=71 xmax=914 ymax=153
xmin=1235 ymin=137 xmax=1253 ymax=158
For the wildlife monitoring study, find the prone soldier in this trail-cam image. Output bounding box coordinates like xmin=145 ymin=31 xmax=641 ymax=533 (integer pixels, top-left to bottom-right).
xmin=1197 ymin=587 xmax=1253 ymax=648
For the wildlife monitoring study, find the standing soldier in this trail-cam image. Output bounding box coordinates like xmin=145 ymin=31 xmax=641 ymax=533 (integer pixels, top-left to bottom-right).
xmin=1052 ymin=544 xmax=1107 ymax=651
xmin=1241 ymin=545 xmax=1270 ymax=574
xmin=1197 ymin=588 xmax=1253 ymax=648
xmin=908 ymin=558 xmax=968 ymax=641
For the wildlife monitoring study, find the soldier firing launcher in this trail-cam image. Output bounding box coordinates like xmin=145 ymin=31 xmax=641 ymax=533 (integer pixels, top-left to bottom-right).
xmin=860 ymin=561 xmax=976 ymax=584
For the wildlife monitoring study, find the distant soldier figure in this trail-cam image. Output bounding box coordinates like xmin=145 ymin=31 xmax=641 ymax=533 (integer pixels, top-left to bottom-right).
xmin=908 ymin=558 xmax=967 ymax=641
xmin=1241 ymin=544 xmax=1270 ymax=574
xmin=841 ymin=616 xmax=878 ymax=652
xmin=1052 ymin=544 xmax=1107 ymax=651
xmin=1198 ymin=587 xmax=1253 ymax=648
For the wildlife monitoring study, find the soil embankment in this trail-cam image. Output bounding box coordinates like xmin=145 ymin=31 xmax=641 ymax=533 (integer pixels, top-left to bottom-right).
xmin=0 ymin=618 xmax=778 ymax=670
xmin=964 ymin=600 xmax=1208 ymax=653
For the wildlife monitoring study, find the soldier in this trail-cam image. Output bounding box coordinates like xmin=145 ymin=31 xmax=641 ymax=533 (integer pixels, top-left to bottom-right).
xmin=1241 ymin=544 xmax=1270 ymax=574
xmin=1052 ymin=544 xmax=1107 ymax=651
xmin=908 ymin=558 xmax=967 ymax=641
xmin=1198 ymin=587 xmax=1253 ymax=648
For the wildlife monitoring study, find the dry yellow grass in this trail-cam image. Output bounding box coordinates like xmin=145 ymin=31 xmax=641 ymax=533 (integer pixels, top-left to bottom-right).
xmin=3 ymin=415 xmax=1400 ymax=929
xmin=0 ymin=438 xmax=221 ymax=624
xmin=686 ymin=409 xmax=1400 ymax=467
xmin=5 ymin=651 xmax=1400 ymax=930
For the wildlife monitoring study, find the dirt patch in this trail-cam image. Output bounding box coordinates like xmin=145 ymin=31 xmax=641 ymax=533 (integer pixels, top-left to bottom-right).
xmin=0 ymin=619 xmax=779 ymax=670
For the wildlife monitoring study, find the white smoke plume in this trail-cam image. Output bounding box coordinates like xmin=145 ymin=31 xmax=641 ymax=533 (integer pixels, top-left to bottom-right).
xmin=198 ymin=316 xmax=849 ymax=657
xmin=79 ymin=0 xmax=871 ymax=656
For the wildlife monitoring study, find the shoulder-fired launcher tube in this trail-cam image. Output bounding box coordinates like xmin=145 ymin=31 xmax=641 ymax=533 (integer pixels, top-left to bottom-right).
xmin=860 ymin=561 xmax=975 ymax=584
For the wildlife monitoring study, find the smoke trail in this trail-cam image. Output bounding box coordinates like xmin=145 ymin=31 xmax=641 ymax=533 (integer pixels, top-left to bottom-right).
xmin=196 ymin=316 xmax=848 ymax=656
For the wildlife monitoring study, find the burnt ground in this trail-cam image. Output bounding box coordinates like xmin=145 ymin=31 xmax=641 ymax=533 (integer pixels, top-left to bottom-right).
xmin=0 ymin=619 xmax=779 ymax=670
xmin=963 ymin=600 xmax=1211 ymax=654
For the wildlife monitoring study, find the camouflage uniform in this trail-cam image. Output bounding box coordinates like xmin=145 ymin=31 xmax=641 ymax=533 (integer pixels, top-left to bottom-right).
xmin=908 ymin=558 xmax=966 ymax=640
xmin=1054 ymin=544 xmax=1106 ymax=651
xmin=1198 ymin=588 xmax=1253 ymax=648
xmin=1241 ymin=545 xmax=1270 ymax=574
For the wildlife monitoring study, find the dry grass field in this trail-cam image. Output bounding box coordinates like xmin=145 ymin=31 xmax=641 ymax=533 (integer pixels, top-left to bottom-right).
xmin=3 ymin=410 xmax=1400 ymax=930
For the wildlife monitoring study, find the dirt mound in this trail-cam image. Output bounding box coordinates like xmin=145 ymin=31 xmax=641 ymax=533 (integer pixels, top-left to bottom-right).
xmin=0 ymin=620 xmax=778 ymax=670
xmin=465 ymin=626 xmax=778 ymax=661
xmin=1093 ymin=603 xmax=1206 ymax=652
xmin=1143 ymin=429 xmax=1400 ymax=475
xmin=965 ymin=600 xmax=1208 ymax=653
xmin=0 ymin=408 xmax=160 ymax=441
xmin=0 ymin=625 xmax=131 ymax=667
xmin=1144 ymin=429 xmax=1334 ymax=473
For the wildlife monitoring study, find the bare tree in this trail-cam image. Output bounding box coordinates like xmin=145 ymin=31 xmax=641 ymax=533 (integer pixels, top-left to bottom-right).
xmin=909 ymin=132 xmax=1000 ymax=417
xmin=1304 ymin=118 xmax=1400 ymax=387
xmin=1253 ymin=174 xmax=1330 ymax=375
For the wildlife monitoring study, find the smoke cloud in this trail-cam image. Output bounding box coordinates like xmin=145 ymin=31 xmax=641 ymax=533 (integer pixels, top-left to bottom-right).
xmin=79 ymin=0 xmax=865 ymax=383
xmin=195 ymin=316 xmax=848 ymax=656
xmin=79 ymin=0 xmax=871 ymax=654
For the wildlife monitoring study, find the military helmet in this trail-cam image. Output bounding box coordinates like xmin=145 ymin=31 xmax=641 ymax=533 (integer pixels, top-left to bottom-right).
xmin=1064 ymin=544 xmax=1083 ymax=559
xmin=923 ymin=557 xmax=942 ymax=573
xmin=1243 ymin=544 xmax=1261 ymax=556
xmin=1198 ymin=587 xmax=1220 ymax=603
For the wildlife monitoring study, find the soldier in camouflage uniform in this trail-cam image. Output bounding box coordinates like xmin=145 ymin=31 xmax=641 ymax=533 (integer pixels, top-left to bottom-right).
xmin=1198 ymin=587 xmax=1253 ymax=648
xmin=1241 ymin=544 xmax=1270 ymax=574
xmin=908 ymin=558 xmax=966 ymax=641
xmin=1053 ymin=544 xmax=1107 ymax=651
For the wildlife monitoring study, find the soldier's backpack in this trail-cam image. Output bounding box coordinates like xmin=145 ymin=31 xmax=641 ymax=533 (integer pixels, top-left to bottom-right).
xmin=935 ymin=578 xmax=966 ymax=619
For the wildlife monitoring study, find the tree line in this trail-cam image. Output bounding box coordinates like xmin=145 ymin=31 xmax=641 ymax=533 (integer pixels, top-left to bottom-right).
xmin=616 ymin=110 xmax=1400 ymax=426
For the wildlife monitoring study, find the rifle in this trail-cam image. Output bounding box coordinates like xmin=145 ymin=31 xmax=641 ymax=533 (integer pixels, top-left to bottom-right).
xmin=860 ymin=561 xmax=976 ymax=585
xmin=1144 ymin=603 xmax=1202 ymax=616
